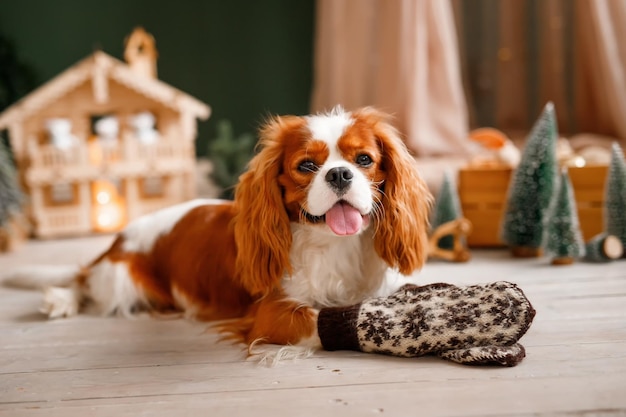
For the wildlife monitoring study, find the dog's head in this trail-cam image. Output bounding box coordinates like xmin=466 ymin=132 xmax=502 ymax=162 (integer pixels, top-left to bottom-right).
xmin=234 ymin=107 xmax=432 ymax=295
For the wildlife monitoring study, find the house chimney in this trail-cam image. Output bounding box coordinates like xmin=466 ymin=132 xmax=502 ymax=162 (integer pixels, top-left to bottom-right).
xmin=124 ymin=27 xmax=158 ymax=79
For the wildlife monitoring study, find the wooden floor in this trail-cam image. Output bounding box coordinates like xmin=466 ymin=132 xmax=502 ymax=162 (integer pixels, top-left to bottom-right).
xmin=0 ymin=235 xmax=625 ymax=417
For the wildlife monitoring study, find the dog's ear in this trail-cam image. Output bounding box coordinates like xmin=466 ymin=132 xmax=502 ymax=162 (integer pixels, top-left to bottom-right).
xmin=233 ymin=116 xmax=300 ymax=296
xmin=358 ymin=108 xmax=433 ymax=274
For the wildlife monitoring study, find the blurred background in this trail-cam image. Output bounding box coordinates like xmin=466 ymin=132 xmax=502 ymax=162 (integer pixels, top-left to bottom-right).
xmin=0 ymin=0 xmax=623 ymax=244
xmin=0 ymin=0 xmax=315 ymax=155
xmin=2 ymin=0 xmax=624 ymax=155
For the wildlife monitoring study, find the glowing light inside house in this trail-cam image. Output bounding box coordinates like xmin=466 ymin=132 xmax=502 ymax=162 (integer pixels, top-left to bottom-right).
xmin=95 ymin=205 xmax=121 ymax=229
xmin=98 ymin=213 xmax=112 ymax=227
xmin=92 ymin=180 xmax=125 ymax=232
xmin=96 ymin=191 xmax=111 ymax=204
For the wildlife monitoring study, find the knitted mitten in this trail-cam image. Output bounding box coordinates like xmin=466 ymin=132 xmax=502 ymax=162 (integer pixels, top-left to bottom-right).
xmin=318 ymin=281 xmax=535 ymax=366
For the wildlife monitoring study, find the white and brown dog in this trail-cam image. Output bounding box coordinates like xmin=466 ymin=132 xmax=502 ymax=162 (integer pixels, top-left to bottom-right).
xmin=6 ymin=107 xmax=432 ymax=350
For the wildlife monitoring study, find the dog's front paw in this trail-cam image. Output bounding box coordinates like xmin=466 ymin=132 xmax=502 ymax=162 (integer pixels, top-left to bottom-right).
xmin=40 ymin=286 xmax=80 ymax=319
xmin=438 ymin=343 xmax=526 ymax=367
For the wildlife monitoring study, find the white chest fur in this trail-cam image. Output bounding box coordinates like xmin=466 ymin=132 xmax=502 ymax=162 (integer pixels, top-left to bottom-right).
xmin=283 ymin=224 xmax=389 ymax=308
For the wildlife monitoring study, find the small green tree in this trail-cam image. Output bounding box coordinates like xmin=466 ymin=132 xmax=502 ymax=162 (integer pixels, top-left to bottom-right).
xmin=544 ymin=169 xmax=585 ymax=264
xmin=207 ymin=120 xmax=256 ymax=199
xmin=501 ymin=102 xmax=559 ymax=257
xmin=0 ymin=140 xmax=22 ymax=228
xmin=605 ymin=142 xmax=626 ymax=256
xmin=431 ymin=172 xmax=463 ymax=249
xmin=0 ymin=30 xmax=34 ymax=227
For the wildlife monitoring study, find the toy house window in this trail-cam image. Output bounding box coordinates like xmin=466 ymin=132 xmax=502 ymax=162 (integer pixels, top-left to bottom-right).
xmin=45 ymin=183 xmax=78 ymax=206
xmin=91 ymin=114 xmax=119 ymax=143
xmin=44 ymin=118 xmax=78 ymax=149
xmin=140 ymin=176 xmax=165 ymax=198
xmin=130 ymin=111 xmax=159 ymax=144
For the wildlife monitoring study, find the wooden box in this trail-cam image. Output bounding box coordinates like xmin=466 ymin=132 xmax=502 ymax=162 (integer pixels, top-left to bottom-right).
xmin=569 ymin=165 xmax=607 ymax=242
xmin=458 ymin=167 xmax=512 ymax=247
xmin=458 ymin=165 xmax=608 ymax=247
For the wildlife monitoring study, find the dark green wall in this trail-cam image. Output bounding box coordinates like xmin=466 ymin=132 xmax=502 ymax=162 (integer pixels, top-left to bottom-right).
xmin=0 ymin=0 xmax=315 ymax=155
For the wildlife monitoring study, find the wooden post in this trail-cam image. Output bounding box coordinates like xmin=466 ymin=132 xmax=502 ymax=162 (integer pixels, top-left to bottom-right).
xmin=124 ymin=27 xmax=158 ymax=79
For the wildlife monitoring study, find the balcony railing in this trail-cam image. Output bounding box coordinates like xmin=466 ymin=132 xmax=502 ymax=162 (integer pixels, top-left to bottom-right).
xmin=30 ymin=135 xmax=192 ymax=171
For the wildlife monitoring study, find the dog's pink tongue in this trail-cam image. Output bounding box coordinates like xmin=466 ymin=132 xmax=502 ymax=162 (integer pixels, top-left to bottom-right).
xmin=325 ymin=202 xmax=363 ymax=236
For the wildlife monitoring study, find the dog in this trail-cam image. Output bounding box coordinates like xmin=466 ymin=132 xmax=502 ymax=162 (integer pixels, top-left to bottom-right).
xmin=5 ymin=106 xmax=432 ymax=351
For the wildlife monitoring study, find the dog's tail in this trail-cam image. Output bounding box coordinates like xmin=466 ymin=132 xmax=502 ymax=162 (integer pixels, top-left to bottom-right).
xmin=2 ymin=265 xmax=81 ymax=290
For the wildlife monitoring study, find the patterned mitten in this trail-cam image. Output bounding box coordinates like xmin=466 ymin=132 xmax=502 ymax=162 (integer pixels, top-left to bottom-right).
xmin=317 ymin=281 xmax=535 ymax=366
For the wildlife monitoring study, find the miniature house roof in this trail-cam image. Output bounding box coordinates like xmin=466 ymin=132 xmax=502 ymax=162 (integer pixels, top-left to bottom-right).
xmin=0 ymin=50 xmax=211 ymax=145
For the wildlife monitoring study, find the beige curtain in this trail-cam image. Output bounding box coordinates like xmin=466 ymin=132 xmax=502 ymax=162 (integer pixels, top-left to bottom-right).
xmin=458 ymin=0 xmax=626 ymax=144
xmin=311 ymin=0 xmax=471 ymax=157
xmin=575 ymin=0 xmax=626 ymax=140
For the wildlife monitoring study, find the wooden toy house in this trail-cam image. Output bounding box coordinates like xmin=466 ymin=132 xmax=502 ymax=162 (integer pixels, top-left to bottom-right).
xmin=0 ymin=28 xmax=210 ymax=238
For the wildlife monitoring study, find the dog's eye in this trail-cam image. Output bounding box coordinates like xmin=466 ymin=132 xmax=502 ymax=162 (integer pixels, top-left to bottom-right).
xmin=298 ymin=160 xmax=318 ymax=173
xmin=356 ymin=154 xmax=373 ymax=167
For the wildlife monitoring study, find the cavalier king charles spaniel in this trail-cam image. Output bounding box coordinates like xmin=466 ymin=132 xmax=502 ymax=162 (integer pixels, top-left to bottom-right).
xmin=7 ymin=106 xmax=432 ymax=350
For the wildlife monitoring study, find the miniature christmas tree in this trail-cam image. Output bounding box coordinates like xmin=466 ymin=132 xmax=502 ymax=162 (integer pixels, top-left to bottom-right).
xmin=207 ymin=119 xmax=256 ymax=199
xmin=584 ymin=233 xmax=623 ymax=262
xmin=544 ymin=169 xmax=585 ymax=265
xmin=0 ymin=140 xmax=23 ymax=249
xmin=605 ymin=142 xmax=626 ymax=255
xmin=430 ymin=172 xmax=463 ymax=249
xmin=501 ymin=102 xmax=559 ymax=257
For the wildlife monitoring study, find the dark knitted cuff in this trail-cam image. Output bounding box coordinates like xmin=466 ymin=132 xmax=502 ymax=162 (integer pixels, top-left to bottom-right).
xmin=317 ymin=304 xmax=362 ymax=352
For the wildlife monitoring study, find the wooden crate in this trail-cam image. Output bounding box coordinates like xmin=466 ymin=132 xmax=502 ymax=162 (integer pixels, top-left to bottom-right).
xmin=569 ymin=165 xmax=607 ymax=242
xmin=458 ymin=165 xmax=608 ymax=247
xmin=458 ymin=167 xmax=512 ymax=247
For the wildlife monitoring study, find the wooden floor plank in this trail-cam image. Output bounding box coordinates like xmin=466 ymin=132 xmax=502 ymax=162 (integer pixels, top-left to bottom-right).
xmin=2 ymin=373 xmax=624 ymax=417
xmin=1 ymin=236 xmax=625 ymax=416
xmin=3 ymin=348 xmax=625 ymax=406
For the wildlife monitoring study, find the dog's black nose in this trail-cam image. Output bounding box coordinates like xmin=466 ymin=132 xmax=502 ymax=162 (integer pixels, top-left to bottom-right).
xmin=325 ymin=167 xmax=353 ymax=191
